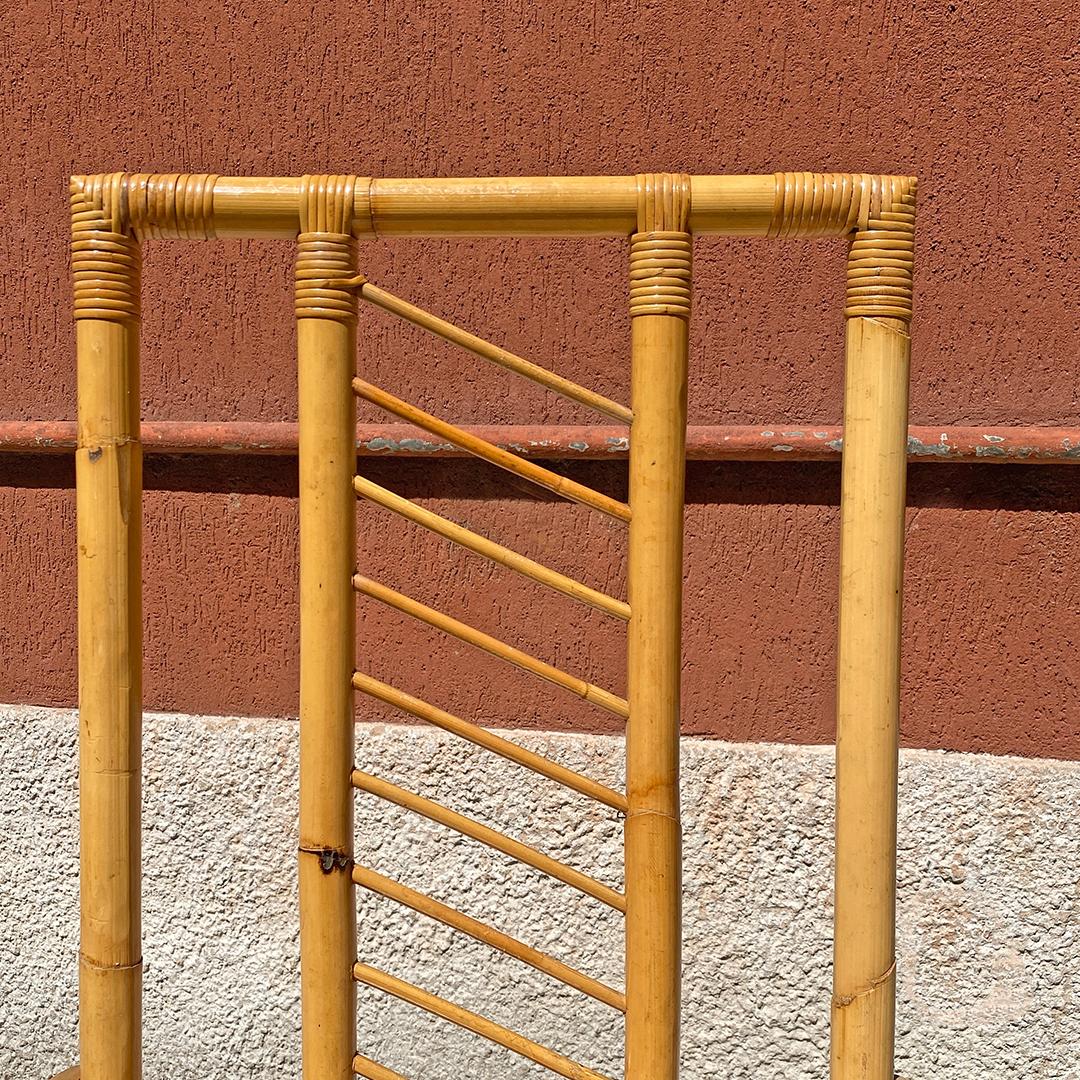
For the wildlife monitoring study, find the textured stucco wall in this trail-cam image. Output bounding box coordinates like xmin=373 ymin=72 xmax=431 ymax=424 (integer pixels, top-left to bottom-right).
xmin=1 ymin=0 xmax=1079 ymax=756
xmin=3 ymin=706 xmax=1076 ymax=1080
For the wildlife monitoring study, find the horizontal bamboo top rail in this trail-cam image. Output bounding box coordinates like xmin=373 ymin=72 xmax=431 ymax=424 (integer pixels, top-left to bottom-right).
xmin=71 ymin=172 xmax=916 ymax=239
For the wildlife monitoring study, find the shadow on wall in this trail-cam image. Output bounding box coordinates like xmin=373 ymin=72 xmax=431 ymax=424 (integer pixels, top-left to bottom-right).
xmin=2 ymin=453 xmax=1079 ymax=514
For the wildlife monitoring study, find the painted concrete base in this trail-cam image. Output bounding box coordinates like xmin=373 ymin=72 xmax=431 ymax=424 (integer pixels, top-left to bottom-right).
xmin=1 ymin=705 xmax=1076 ymax=1079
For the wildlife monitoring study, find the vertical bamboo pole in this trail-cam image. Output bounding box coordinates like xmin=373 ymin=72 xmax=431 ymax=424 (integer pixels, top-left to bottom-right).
xmin=297 ymin=175 xmax=360 ymax=1080
xmin=831 ymin=177 xmax=917 ymax=1080
xmin=72 ymin=173 xmax=143 ymax=1080
xmin=624 ymin=173 xmax=692 ymax=1080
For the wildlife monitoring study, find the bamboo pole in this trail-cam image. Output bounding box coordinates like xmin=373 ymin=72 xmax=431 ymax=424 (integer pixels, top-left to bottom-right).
xmin=353 ymin=378 xmax=632 ymax=522
xmin=351 ymin=771 xmax=625 ymax=911
xmin=296 ymin=176 xmax=359 ymax=1080
xmin=831 ymin=177 xmax=917 ymax=1080
xmin=209 ymin=174 xmax=777 ymax=238
xmin=352 ymin=673 xmax=627 ymax=810
xmin=353 ymin=864 xmax=625 ymax=1010
xmin=72 ymin=173 xmax=143 ymax=1080
xmin=623 ymin=175 xmax=692 ymax=1080
xmin=353 ymin=964 xmax=616 ymax=1080
xmin=353 ymin=475 xmax=630 ymax=619
xmin=354 ymin=575 xmax=629 ymax=718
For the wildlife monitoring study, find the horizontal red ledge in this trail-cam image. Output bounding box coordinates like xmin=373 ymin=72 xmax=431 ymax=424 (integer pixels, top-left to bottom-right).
xmin=1 ymin=420 xmax=1078 ymax=464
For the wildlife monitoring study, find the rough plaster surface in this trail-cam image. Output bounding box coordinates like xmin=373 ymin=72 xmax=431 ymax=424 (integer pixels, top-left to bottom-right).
xmin=2 ymin=706 xmax=1077 ymax=1079
xmin=1 ymin=458 xmax=1078 ymax=759
xmin=2 ymin=0 xmax=1080 ymax=757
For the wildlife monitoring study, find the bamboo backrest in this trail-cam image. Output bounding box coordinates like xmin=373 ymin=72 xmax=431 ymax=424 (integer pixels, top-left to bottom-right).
xmin=69 ymin=170 xmax=916 ymax=1080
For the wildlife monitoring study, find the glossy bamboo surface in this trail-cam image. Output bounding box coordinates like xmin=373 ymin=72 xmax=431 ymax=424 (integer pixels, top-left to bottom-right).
xmin=353 ymin=378 xmax=632 ymax=522
xmin=69 ymin=167 xmax=917 ymax=1080
xmin=623 ymin=177 xmax=691 ymax=1080
xmin=830 ymin=317 xmax=909 ymax=1080
xmin=354 ymin=575 xmax=629 ymax=718
xmin=296 ymin=179 xmax=359 ymax=1080
xmin=831 ymin=176 xmax=916 ymax=1080
xmin=352 ymin=672 xmax=627 ymax=810
xmin=353 ymin=474 xmax=630 ymax=619
xmin=72 ymin=174 xmax=143 ymax=1080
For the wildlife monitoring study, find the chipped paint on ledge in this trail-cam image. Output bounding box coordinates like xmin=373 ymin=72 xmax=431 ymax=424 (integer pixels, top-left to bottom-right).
xmin=1 ymin=420 xmax=1079 ymax=463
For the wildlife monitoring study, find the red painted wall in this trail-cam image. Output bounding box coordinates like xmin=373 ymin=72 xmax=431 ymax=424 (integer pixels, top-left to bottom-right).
xmin=1 ymin=1 xmax=1077 ymax=758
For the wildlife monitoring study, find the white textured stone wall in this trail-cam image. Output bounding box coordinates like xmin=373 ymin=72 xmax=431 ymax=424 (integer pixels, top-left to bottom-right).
xmin=1 ymin=705 xmax=1076 ymax=1079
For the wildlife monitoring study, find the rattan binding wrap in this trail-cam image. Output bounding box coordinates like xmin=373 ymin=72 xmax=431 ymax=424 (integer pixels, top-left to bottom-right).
xmin=631 ymin=173 xmax=692 ymax=319
xmin=127 ymin=174 xmax=219 ymax=240
xmin=770 ymin=172 xmax=917 ymax=322
xmin=846 ymin=176 xmax=917 ymax=321
xmin=70 ymin=173 xmax=141 ymax=323
xmin=295 ymin=175 xmax=359 ymax=323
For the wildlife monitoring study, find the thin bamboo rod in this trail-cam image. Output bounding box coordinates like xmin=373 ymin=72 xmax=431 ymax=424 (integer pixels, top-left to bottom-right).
xmin=830 ymin=178 xmax=916 ymax=1080
xmin=623 ymin=176 xmax=690 ymax=1080
xmin=71 ymin=172 xmax=143 ymax=1080
xmin=352 ymin=378 xmax=631 ymax=522
xmin=296 ymin=177 xmax=359 ymax=1080
xmin=353 ymin=964 xmax=616 ymax=1080
xmin=353 ymin=864 xmax=625 ymax=1010
xmin=353 ymin=474 xmax=630 ymax=620
xmin=351 ymin=771 xmax=625 ymax=911
xmin=353 ymin=575 xmax=629 ymax=719
xmin=353 ymin=1054 xmax=412 ymax=1080
xmin=352 ymin=672 xmax=627 ymax=811
xmin=353 ymin=279 xmax=632 ymax=424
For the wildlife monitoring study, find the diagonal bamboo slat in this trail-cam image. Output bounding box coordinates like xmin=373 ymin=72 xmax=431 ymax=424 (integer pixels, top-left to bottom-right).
xmin=353 ymin=474 xmax=630 ymax=620
xmin=353 ymin=1054 xmax=413 ymax=1080
xmin=353 ymin=964 xmax=616 ymax=1080
xmin=353 ymin=378 xmax=632 ymax=522
xmin=352 ymin=672 xmax=627 ymax=811
xmin=351 ymin=770 xmax=626 ymax=911
xmin=353 ymin=575 xmax=629 ymax=719
xmin=343 ymin=275 xmax=632 ymax=424
xmin=353 ymin=864 xmax=625 ymax=1010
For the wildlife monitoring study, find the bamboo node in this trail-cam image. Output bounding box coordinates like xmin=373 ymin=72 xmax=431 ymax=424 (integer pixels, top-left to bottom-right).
xmin=845 ymin=177 xmax=917 ymax=321
xmin=127 ymin=174 xmax=219 ymax=239
xmin=629 ymin=231 xmax=692 ymax=319
xmin=79 ymin=953 xmax=144 ymax=972
xmin=70 ymin=174 xmax=141 ymax=323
